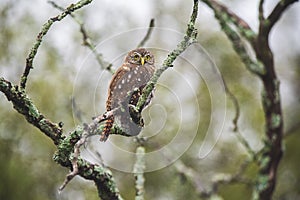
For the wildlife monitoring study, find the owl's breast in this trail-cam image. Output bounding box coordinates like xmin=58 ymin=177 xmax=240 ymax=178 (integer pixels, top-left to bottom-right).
xmin=106 ymin=64 xmax=154 ymax=110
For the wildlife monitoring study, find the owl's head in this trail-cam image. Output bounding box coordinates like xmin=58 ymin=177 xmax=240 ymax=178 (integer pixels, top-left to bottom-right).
xmin=126 ymin=48 xmax=155 ymax=66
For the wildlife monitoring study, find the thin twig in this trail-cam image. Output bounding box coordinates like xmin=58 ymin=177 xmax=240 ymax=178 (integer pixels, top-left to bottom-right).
xmin=54 ymin=111 xmax=124 ymax=199
xmin=48 ymin=0 xmax=114 ymax=73
xmin=258 ymin=0 xmax=265 ymax=21
xmin=137 ymin=18 xmax=155 ymax=48
xmin=135 ymin=0 xmax=199 ymax=112
xmin=133 ymin=146 xmax=146 ymax=200
xmin=71 ymin=96 xmax=84 ymax=123
xmin=195 ymin=39 xmax=255 ymax=159
xmin=218 ymin=67 xmax=256 ymax=157
xmin=59 ymin=129 xmax=89 ymax=191
xmin=174 ymin=160 xmax=207 ymax=196
xmin=174 ymin=159 xmax=252 ymax=199
xmin=20 ymin=0 xmax=93 ymax=89
xmin=221 ymin=74 xmax=240 ymax=132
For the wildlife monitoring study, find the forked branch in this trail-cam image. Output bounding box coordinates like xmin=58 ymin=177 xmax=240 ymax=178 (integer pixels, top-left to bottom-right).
xmin=202 ymin=0 xmax=298 ymax=199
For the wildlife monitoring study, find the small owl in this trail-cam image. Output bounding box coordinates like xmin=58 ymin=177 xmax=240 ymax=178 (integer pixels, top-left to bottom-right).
xmin=100 ymin=48 xmax=155 ymax=141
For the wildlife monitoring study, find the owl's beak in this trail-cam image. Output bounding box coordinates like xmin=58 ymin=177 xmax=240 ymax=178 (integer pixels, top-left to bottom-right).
xmin=141 ymin=57 xmax=145 ymax=65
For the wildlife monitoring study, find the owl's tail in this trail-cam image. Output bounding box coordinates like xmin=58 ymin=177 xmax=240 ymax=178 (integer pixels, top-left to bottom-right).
xmin=100 ymin=116 xmax=114 ymax=141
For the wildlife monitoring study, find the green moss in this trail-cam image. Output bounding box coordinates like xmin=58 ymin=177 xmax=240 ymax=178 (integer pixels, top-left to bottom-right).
xmin=261 ymin=89 xmax=271 ymax=110
xmin=256 ymin=175 xmax=269 ymax=191
xmin=271 ymin=113 xmax=281 ymax=129
xmin=259 ymin=156 xmax=270 ymax=170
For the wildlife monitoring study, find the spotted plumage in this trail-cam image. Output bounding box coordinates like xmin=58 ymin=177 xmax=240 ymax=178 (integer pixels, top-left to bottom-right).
xmin=100 ymin=48 xmax=155 ymax=141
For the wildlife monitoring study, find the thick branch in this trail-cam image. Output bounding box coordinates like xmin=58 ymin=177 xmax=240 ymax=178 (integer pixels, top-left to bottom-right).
xmin=0 ymin=77 xmax=64 ymax=144
xmin=202 ymin=0 xmax=256 ymax=45
xmin=53 ymin=126 xmax=123 ymax=200
xmin=20 ymin=0 xmax=93 ymax=89
xmin=204 ymin=0 xmax=298 ymax=199
xmin=1 ymin=76 xmax=124 ymax=199
xmin=253 ymin=1 xmax=298 ymax=199
xmin=264 ymin=0 xmax=299 ymax=36
xmin=201 ymin=0 xmax=265 ymax=76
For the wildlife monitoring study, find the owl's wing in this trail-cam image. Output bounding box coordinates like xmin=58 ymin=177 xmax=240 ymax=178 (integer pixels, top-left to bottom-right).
xmin=106 ymin=63 xmax=130 ymax=110
xmin=107 ymin=63 xmax=154 ymax=110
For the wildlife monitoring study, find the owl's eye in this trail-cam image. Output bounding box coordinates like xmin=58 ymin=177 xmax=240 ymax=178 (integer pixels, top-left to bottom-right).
xmin=133 ymin=54 xmax=140 ymax=61
xmin=144 ymin=55 xmax=151 ymax=61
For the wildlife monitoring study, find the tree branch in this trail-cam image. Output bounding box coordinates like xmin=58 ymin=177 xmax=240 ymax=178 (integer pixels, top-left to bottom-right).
xmin=258 ymin=0 xmax=265 ymax=22
xmin=202 ymin=0 xmax=257 ymax=46
xmin=52 ymin=116 xmax=124 ymax=199
xmin=219 ymin=70 xmax=257 ymax=158
xmin=133 ymin=146 xmax=146 ymax=200
xmin=203 ymin=0 xmax=298 ymax=199
xmin=48 ymin=1 xmax=114 ymax=73
xmin=253 ymin=1 xmax=298 ymax=199
xmin=201 ymin=0 xmax=265 ymax=76
xmin=264 ymin=0 xmax=299 ymax=36
xmin=0 ymin=77 xmax=64 ymax=144
xmin=174 ymin=159 xmax=252 ymax=199
xmin=135 ymin=0 xmax=199 ymax=112
xmin=20 ymin=0 xmax=93 ymax=89
xmin=0 ymin=76 xmax=124 ymax=199
xmin=137 ymin=18 xmax=155 ymax=48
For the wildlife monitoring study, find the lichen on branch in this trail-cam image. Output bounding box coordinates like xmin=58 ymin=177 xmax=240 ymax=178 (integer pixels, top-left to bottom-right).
xmin=135 ymin=0 xmax=199 ymax=112
xmin=201 ymin=0 xmax=299 ymax=199
xmin=20 ymin=0 xmax=93 ymax=89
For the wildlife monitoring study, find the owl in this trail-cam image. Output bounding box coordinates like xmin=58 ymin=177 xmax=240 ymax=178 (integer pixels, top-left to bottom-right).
xmin=100 ymin=48 xmax=155 ymax=141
